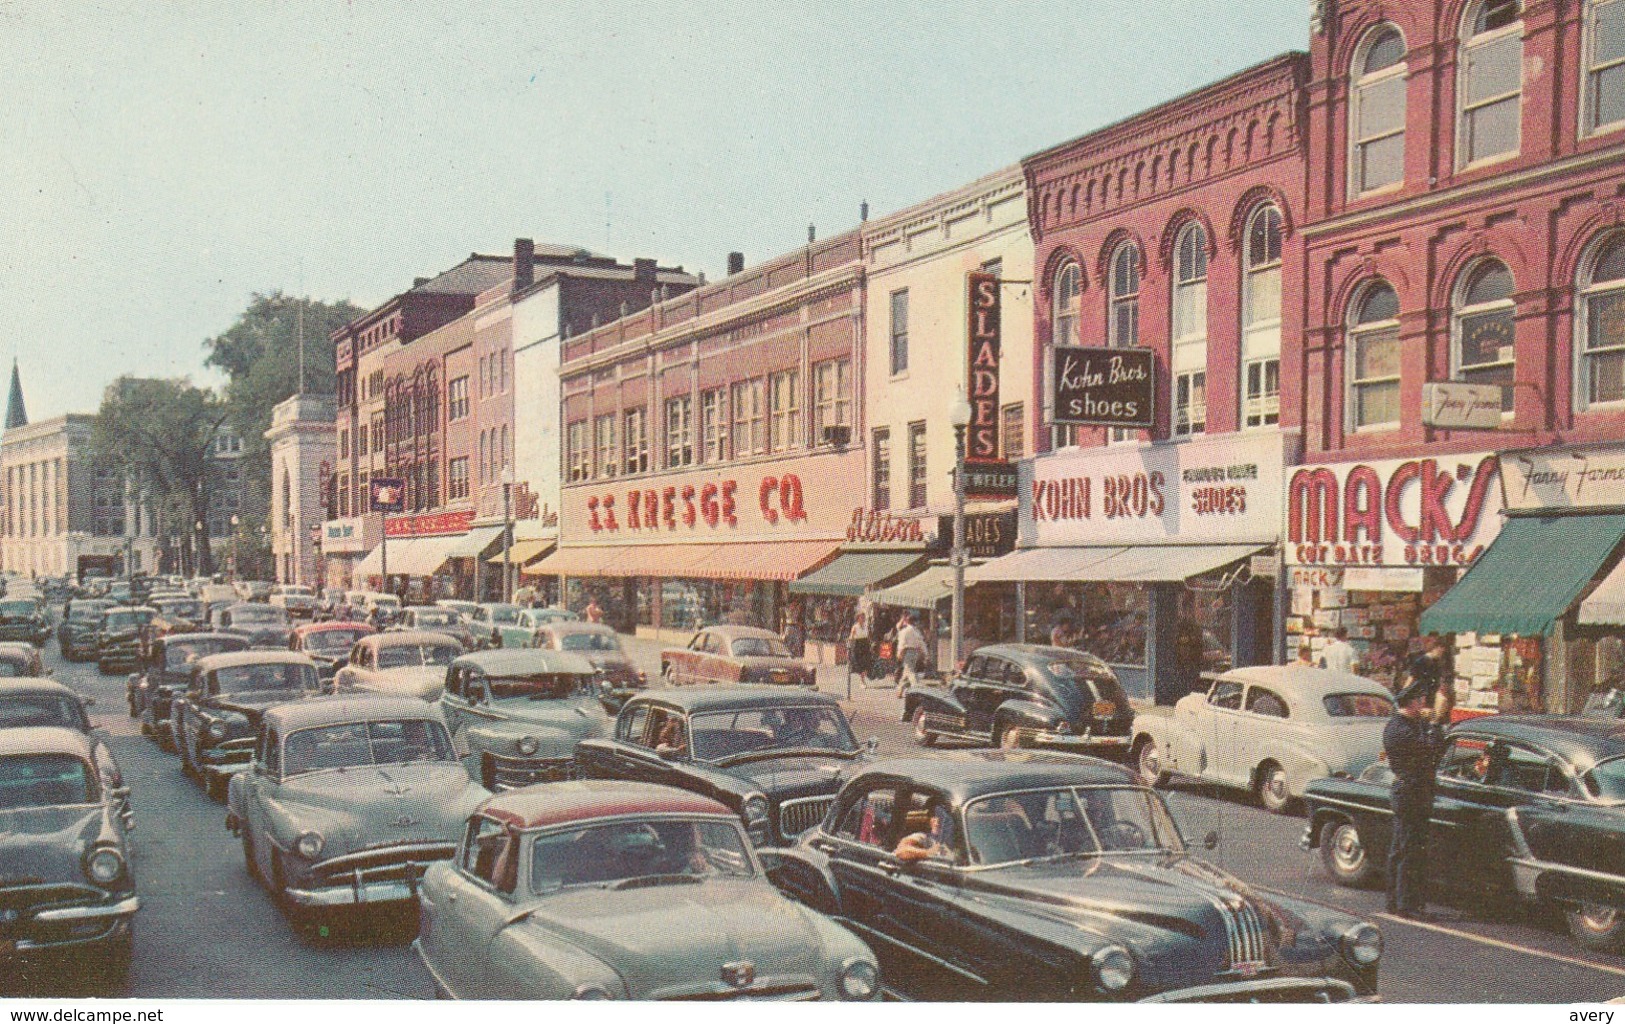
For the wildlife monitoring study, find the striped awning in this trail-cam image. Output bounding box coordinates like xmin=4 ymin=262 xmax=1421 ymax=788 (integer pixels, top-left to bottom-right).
xmin=519 ymin=541 xmax=838 ymax=582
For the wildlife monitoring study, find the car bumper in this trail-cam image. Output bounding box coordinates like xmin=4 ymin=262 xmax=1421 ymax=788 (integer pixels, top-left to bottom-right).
xmin=284 ymin=845 xmax=456 ymax=907
xmin=1027 ymin=731 xmax=1132 ymax=751
xmin=486 ymin=752 xmax=578 ymax=790
xmin=1141 ymin=977 xmax=1370 ymax=1003
xmin=0 ymin=892 xmax=140 ymax=956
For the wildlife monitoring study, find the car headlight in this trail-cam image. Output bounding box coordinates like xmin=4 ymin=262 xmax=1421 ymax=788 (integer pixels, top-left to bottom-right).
xmin=742 ymin=793 xmax=770 ymax=822
xmin=295 ymin=830 xmax=324 ymax=859
xmin=85 ymin=846 xmax=124 ymax=885
xmin=570 ymin=983 xmax=618 ymax=1000
xmin=207 ymin=720 xmax=228 ymax=740
xmin=838 ymin=959 xmax=879 ymax=1000
xmin=516 ymin=735 xmax=540 ymax=756
xmin=1091 ymin=945 xmax=1134 ymax=993
xmin=1340 ymin=922 xmax=1382 ymax=966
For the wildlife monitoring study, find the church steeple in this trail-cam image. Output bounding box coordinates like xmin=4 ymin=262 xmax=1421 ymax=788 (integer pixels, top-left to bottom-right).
xmin=4 ymin=360 xmax=26 ymax=431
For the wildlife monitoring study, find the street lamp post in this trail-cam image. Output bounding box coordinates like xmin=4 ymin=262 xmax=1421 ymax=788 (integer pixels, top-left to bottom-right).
xmin=229 ymin=514 xmax=241 ymax=581
xmin=949 ymin=387 xmax=973 ymax=671
xmin=501 ymin=469 xmax=515 ymax=604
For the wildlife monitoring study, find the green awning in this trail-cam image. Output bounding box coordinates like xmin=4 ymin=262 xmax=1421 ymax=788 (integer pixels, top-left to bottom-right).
xmin=870 ymin=564 xmax=958 ymax=609
xmin=788 ymin=550 xmax=928 ymax=598
xmin=1419 ymin=513 xmax=1625 ymax=636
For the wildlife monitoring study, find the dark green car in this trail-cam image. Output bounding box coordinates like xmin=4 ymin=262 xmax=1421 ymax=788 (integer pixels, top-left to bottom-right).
xmin=95 ymin=606 xmax=157 ymax=675
xmin=59 ymin=599 xmax=113 ymax=662
xmin=0 ymin=597 xmax=51 ymax=646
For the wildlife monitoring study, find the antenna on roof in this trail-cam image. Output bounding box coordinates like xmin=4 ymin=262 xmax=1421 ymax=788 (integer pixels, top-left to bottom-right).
xmin=296 ymin=266 xmax=307 ymax=395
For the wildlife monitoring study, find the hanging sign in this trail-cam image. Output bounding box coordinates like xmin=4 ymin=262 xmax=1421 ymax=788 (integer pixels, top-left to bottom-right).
xmin=966 ymin=271 xmax=1002 ymax=462
xmin=1051 ymin=346 xmax=1155 ymax=428
xmin=370 ymin=477 xmax=405 ymax=513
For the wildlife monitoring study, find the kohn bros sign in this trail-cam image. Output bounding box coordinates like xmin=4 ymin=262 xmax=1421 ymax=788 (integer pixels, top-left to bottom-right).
xmin=1285 ymin=453 xmax=1502 ymax=568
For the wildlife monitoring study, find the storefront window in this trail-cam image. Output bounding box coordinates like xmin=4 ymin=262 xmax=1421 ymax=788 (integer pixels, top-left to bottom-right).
xmin=1024 ymin=582 xmax=1150 ymax=667
xmin=801 ymin=594 xmax=854 ymax=645
xmin=1180 ymin=588 xmax=1233 ymax=674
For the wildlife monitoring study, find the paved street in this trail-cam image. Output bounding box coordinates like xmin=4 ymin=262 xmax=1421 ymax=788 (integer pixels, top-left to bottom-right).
xmin=6 ymin=632 xmax=1621 ymax=1002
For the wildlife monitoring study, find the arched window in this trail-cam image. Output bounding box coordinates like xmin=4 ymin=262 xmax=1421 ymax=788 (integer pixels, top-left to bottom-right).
xmin=1171 ymin=222 xmax=1208 ymax=436
xmin=1452 ymin=259 xmax=1516 ymax=413
xmin=1584 ymin=0 xmax=1625 ymax=135
xmin=1052 ymin=261 xmax=1081 ymax=347
xmin=1242 ymin=205 xmax=1283 ymax=428
xmin=1347 ymin=282 xmax=1402 ymax=430
xmin=1351 ymin=25 xmax=1407 ymax=194
xmin=1577 ymin=233 xmax=1625 ymax=408
xmin=1459 ymin=0 xmax=1523 ymax=167
xmin=1108 ymin=242 xmax=1140 ymax=348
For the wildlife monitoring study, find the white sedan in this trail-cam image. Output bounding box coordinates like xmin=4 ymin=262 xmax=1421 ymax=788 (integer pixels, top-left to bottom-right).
xmin=334 ymin=630 xmax=463 ymax=701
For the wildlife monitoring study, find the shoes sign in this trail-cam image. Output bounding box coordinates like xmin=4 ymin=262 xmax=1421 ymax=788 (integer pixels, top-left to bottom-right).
xmin=1050 ymin=345 xmax=1156 ymax=428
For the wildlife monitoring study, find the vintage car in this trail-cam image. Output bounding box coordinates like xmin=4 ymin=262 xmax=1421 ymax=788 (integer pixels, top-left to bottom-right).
xmin=288 ymin=621 xmax=376 ymax=680
xmin=334 ymin=630 xmax=462 ymax=701
xmin=395 ymin=606 xmax=484 ymax=651
xmin=58 ymin=599 xmax=113 ymax=661
xmin=213 ymin=602 xmax=293 ymax=649
xmin=0 ymin=726 xmax=138 ymax=985
xmin=227 ymin=695 xmax=486 ymax=922
xmin=0 ymin=597 xmax=52 ymax=646
xmin=1303 ymin=714 xmax=1625 ymax=953
xmin=0 ymin=679 xmax=124 ymax=816
xmin=767 ymin=750 xmax=1382 ymax=1002
xmin=435 ymin=599 xmax=479 ymax=619
xmin=440 ymin=649 xmax=612 ymax=790
xmin=491 ymin=606 xmax=576 ymax=649
xmin=413 ymin=780 xmax=880 ymax=1000
xmin=1585 ymin=688 xmax=1625 ymax=719
xmin=470 ymin=602 xmax=523 ymax=646
xmin=577 ymin=687 xmax=874 ymax=846
xmin=0 ymin=642 xmax=48 ymax=677
xmin=660 ymin=625 xmax=816 ymax=687
xmin=358 ymin=592 xmax=403 ymax=626
xmin=531 ymin=622 xmax=645 ymax=694
xmin=268 ymin=590 xmax=317 ymax=620
xmin=904 ymin=643 xmax=1134 ymax=756
xmin=236 ymin=580 xmax=275 ymax=603
xmin=1132 ymin=665 xmax=1395 ymax=813
xmin=94 ymin=605 xmax=158 ymax=675
xmin=133 ymin=632 xmax=251 ymax=741
xmin=171 ymin=650 xmax=323 ymax=799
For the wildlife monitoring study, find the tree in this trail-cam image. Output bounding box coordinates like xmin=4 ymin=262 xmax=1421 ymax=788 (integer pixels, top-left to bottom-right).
xmin=91 ymin=377 xmax=227 ymax=576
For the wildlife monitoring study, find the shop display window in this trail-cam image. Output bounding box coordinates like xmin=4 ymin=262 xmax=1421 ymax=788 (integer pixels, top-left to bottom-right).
xmin=1024 ymin=581 xmax=1149 ymax=667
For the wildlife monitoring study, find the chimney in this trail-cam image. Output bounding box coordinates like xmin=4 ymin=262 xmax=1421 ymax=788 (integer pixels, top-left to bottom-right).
xmin=808 ymin=224 xmax=816 ymax=244
xmin=413 ymin=277 xmax=430 ymax=288
xmin=726 ymin=252 xmax=744 ymax=276
xmin=513 ymin=238 xmax=535 ymax=293
xmin=633 ymin=258 xmax=656 ymax=283
xmin=861 ymin=201 xmax=869 ymax=222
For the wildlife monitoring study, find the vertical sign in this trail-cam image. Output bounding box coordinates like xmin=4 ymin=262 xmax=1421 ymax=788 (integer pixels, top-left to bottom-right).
xmin=966 ymin=270 xmax=1001 ymax=462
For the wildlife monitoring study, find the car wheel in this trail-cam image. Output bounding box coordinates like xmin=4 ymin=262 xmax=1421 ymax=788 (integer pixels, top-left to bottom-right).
xmin=242 ymin=830 xmax=263 ymax=885
xmin=1256 ymin=761 xmax=1294 ymax=815
xmin=1134 ymin=737 xmax=1168 ymax=787
xmin=1319 ymin=818 xmax=1376 ymax=888
xmin=662 ymin=663 xmax=678 ymax=685
xmin=998 ymin=724 xmax=1023 ymax=750
xmin=1565 ymin=903 xmax=1625 ymax=953
xmin=911 ymin=706 xmax=937 ymax=747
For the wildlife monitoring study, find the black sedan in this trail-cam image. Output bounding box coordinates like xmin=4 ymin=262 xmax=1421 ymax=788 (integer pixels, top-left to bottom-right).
xmin=904 ymin=643 xmax=1134 ymax=756
xmin=132 ymin=631 xmax=251 ymax=739
xmin=1303 ymin=714 xmax=1625 ymax=953
xmin=58 ymin=598 xmax=113 ymax=661
xmin=170 ymin=650 xmax=323 ymax=799
xmin=576 ymin=687 xmax=876 ymax=846
xmin=0 ymin=597 xmax=52 ymax=646
xmin=765 ymin=750 xmax=1383 ymax=1002
xmin=213 ymin=602 xmax=292 ymax=649
xmin=94 ymin=606 xmax=157 ymax=674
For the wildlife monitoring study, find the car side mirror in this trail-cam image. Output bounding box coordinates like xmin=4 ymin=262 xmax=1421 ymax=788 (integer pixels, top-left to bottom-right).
xmin=865 ymin=736 xmax=880 ymax=754
xmin=1202 ymin=829 xmax=1220 ymax=851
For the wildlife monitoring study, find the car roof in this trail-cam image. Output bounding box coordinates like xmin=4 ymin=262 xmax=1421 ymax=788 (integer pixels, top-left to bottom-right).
xmin=630 ymin=685 xmax=842 ymax=713
xmin=697 ymin=624 xmax=783 ymax=640
xmin=1453 ymin=714 xmax=1625 ymax=766
xmin=193 ymin=650 xmax=318 ymax=672
xmin=970 ymin=643 xmax=1112 ymax=669
xmin=480 ymin=779 xmax=734 ymax=831
xmin=450 ymin=648 xmax=597 ymax=675
xmin=293 ymin=621 xmax=376 ymax=636
xmin=156 ymin=631 xmax=249 ymax=648
xmin=0 ymin=725 xmax=94 ymax=759
xmin=1213 ymin=664 xmax=1392 ymax=700
xmin=842 ymin=750 xmax=1138 ymax=805
xmin=544 ymin=622 xmax=616 ymax=636
xmin=263 ymin=694 xmax=442 ymax=732
xmin=366 ymin=630 xmax=460 ymax=647
xmin=105 ymin=605 xmax=157 ymax=615
xmin=0 ymin=677 xmax=74 ymax=698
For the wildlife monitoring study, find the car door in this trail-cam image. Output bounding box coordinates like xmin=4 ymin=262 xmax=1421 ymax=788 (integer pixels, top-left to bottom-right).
xmin=576 ymin=702 xmax=657 ymax=780
xmin=419 ymin=816 xmax=522 ymax=999
xmin=1239 ymin=683 xmax=1291 ymax=776
xmin=820 ymin=784 xmax=909 ymax=958
xmin=440 ymin=666 xmax=470 ymax=747
xmin=1428 ymin=731 xmax=1519 ymax=895
xmin=239 ymin=726 xmax=280 ymax=859
xmin=1203 ymin=680 xmax=1246 ymax=784
xmin=958 ymin=656 xmax=1000 ymax=734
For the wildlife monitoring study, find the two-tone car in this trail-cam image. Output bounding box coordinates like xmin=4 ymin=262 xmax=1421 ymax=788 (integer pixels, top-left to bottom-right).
xmin=171 ymin=650 xmax=323 ymax=799
xmin=288 ymin=621 xmax=376 ymax=681
xmin=767 ymin=750 xmax=1382 ymax=1002
xmin=227 ymin=695 xmax=487 ymax=925
xmin=58 ymin=599 xmax=112 ymax=662
xmin=213 ymin=602 xmax=293 ymax=650
xmin=0 ymin=643 xmax=48 ymax=678
xmin=395 ymin=606 xmax=484 ymax=651
xmin=334 ymin=631 xmax=461 ymax=701
xmin=531 ymin=622 xmax=645 ymax=696
xmin=660 ymin=625 xmax=816 ymax=687
xmin=904 ymin=643 xmax=1134 ymax=756
xmin=0 ymin=726 xmax=138 ymax=987
xmin=93 ymin=606 xmax=157 ymax=675
xmin=577 ymin=688 xmax=875 ymax=846
xmin=413 ymin=780 xmax=880 ymax=1000
xmin=1132 ymin=665 xmax=1395 ymax=814
xmin=491 ymin=606 xmax=577 ymax=649
xmin=440 ymin=649 xmax=612 ymax=790
xmin=1303 ymin=714 xmax=1625 ymax=953
xmin=133 ymin=632 xmax=251 ymax=745
xmin=0 ymin=597 xmax=52 ymax=647
xmin=0 ymin=679 xmax=124 ymax=822
xmin=470 ymin=602 xmax=523 ymax=647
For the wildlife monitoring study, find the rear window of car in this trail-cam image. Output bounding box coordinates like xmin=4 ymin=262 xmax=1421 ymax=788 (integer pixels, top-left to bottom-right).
xmin=0 ymin=600 xmax=36 ymax=616
xmin=560 ymin=632 xmax=621 ymax=653
xmin=165 ymin=638 xmax=244 ymax=669
xmin=1045 ymin=660 xmax=1129 ymax=706
xmin=1323 ymin=693 xmax=1394 ymax=718
xmin=105 ymin=610 xmax=154 ymax=629
xmin=0 ymin=693 xmax=82 ymax=730
xmin=731 ymin=637 xmax=791 ymax=658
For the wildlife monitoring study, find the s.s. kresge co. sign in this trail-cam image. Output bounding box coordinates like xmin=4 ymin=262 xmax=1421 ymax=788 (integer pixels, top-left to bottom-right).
xmin=1051 ymin=345 xmax=1156 ymax=428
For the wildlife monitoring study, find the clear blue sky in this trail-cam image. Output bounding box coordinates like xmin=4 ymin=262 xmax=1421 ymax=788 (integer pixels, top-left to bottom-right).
xmin=1 ymin=0 xmax=1307 ymax=420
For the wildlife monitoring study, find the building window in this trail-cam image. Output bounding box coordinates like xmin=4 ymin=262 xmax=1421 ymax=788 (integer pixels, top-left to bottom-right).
xmin=730 ymin=378 xmax=766 ymax=458
xmin=889 ymin=289 xmax=909 ymax=375
xmin=1001 ymin=403 xmax=1025 ymax=459
xmin=1586 ymin=0 xmax=1625 ymax=134
xmin=1109 ymin=242 xmax=1140 ymax=349
xmin=1052 ymin=261 xmax=1081 ymax=347
xmin=371 ymin=413 xmax=384 ymax=453
xmin=1452 ymin=259 xmax=1517 ymax=414
xmin=1458 ymin=0 xmax=1523 ymax=167
xmin=478 ymin=431 xmax=487 ymax=484
xmin=448 ymin=376 xmax=469 ymax=421
xmin=907 ymin=422 xmax=928 ymax=509
xmin=1242 ymin=204 xmax=1283 ymax=428
xmin=1579 ymin=233 xmax=1625 ymax=407
xmin=812 ymin=359 xmax=851 ymax=443
xmin=701 ymin=388 xmax=728 ymax=463
xmin=1172 ymin=222 xmax=1208 ymax=437
xmin=567 ymin=420 xmax=591 ymax=482
xmin=665 ymin=395 xmax=694 ymax=469
xmin=1351 ymin=25 xmax=1407 ymax=195
xmin=448 ymin=457 xmax=469 ymax=500
xmin=769 ymin=369 xmax=801 ymax=452
xmin=338 ymin=473 xmax=349 ymax=517
xmin=623 ymin=408 xmax=648 ymax=476
xmin=500 ymin=424 xmax=509 ymax=468
xmin=872 ymin=428 xmax=891 ymax=512
xmin=498 ymin=350 xmax=507 ymax=393
xmin=1348 ymin=281 xmax=1403 ymax=430
xmin=594 ymin=413 xmax=618 ymax=479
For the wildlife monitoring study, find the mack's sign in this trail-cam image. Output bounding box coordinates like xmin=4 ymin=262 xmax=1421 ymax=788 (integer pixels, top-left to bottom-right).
xmin=1284 ymin=453 xmax=1502 ymax=567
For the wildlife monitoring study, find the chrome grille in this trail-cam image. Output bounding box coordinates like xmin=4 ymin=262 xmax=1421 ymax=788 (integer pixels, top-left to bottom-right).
xmin=488 ymin=753 xmax=578 ymax=791
xmin=312 ymin=842 xmax=456 ymax=884
xmin=776 ymin=796 xmax=834 ymax=838
xmin=663 ymin=983 xmax=821 ymax=1001
xmin=1219 ymin=898 xmax=1268 ymax=969
xmin=0 ymin=882 xmax=104 ymax=916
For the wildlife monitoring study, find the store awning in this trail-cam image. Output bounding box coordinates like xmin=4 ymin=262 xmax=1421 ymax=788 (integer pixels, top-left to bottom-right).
xmin=520 ymin=545 xmax=612 ymax=576
xmin=788 ymin=551 xmax=928 ymax=597
xmin=354 ymin=544 xmax=384 ymax=580
xmin=388 ymin=534 xmax=465 ymax=577
xmin=1421 ymin=513 xmax=1625 ymax=636
xmin=445 ymin=526 xmax=504 ymax=560
xmin=718 ymin=541 xmax=840 ymax=582
xmin=494 ymin=539 xmax=556 ymax=568
xmin=870 ymin=564 xmax=959 ymax=609
xmin=965 ymin=544 xmax=1264 ymax=584
xmin=1580 ymin=559 xmax=1625 ymax=626
xmin=519 ymin=541 xmax=838 ymax=582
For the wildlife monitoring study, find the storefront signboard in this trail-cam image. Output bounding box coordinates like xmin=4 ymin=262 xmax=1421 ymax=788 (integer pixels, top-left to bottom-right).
xmin=370 ymin=477 xmax=405 ymax=513
xmin=321 ymin=517 xmax=369 ymax=554
xmin=963 ymin=460 xmax=1018 ymax=500
xmin=384 ymin=509 xmax=474 ymax=538
xmin=1050 ymin=346 xmax=1155 ymax=428
xmin=1502 ymin=444 xmax=1625 ymax=512
xmin=1422 ymin=382 xmax=1504 ymax=430
xmin=966 ymin=270 xmax=1001 ymax=462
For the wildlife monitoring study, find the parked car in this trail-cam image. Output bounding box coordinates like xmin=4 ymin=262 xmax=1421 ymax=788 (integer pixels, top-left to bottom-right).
xmin=171 ymin=650 xmax=323 ymax=799
xmin=358 ymin=592 xmax=402 ymax=626
xmin=146 ymin=596 xmax=205 ymax=639
xmin=268 ymin=591 xmax=317 ymax=620
xmin=315 ymin=587 xmax=348 ymax=620
xmin=95 ymin=606 xmax=157 ymax=674
xmin=489 ymin=606 xmax=571 ymax=649
xmin=226 ymin=695 xmax=486 ymax=924
xmin=1132 ymin=665 xmax=1395 ymax=814
xmin=469 ymin=602 xmax=521 ymax=645
xmin=441 ymin=649 xmax=612 ymax=790
xmin=0 ymin=596 xmax=52 ymax=646
xmin=413 ymin=780 xmax=880 ymax=1000
xmin=334 ymin=630 xmax=461 ymax=701
xmin=531 ymin=622 xmax=645 ymax=695
xmin=577 ymin=687 xmax=874 ymax=846
xmin=58 ymin=599 xmax=113 ymax=661
xmin=213 ymin=602 xmax=293 ymax=649
xmin=0 ymin=726 xmax=138 ymax=986
xmin=435 ymin=599 xmax=479 ymax=619
xmin=395 ymin=606 xmax=484 ymax=650
xmin=236 ymin=580 xmax=275 ymax=603
xmin=0 ymin=642 xmax=48 ymax=677
xmin=767 ymin=749 xmax=1382 ymax=1002
xmin=903 ymin=643 xmax=1134 ymax=756
xmin=1303 ymin=714 xmax=1625 ymax=953
xmin=288 ymin=621 xmax=376 ymax=680
xmin=0 ymin=679 xmax=124 ymax=816
xmin=131 ymin=631 xmax=251 ymax=732
xmin=660 ymin=625 xmax=816 ymax=687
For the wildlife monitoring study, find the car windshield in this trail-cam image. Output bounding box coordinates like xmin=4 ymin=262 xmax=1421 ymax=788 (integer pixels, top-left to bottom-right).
xmin=411 ymin=610 xmax=458 ymax=627
xmin=0 ymin=753 xmax=94 ymax=810
xmin=104 ymin=610 xmax=153 ymax=630
xmin=689 ymin=705 xmax=857 ymax=761
xmin=283 ymin=718 xmax=455 ymax=774
xmin=730 ymin=636 xmax=791 ymax=658
xmin=529 ymin=817 xmax=753 ymax=892
xmin=0 ymin=600 xmax=35 ymax=617
xmin=484 ymin=605 xmax=520 ymax=624
xmin=163 ymin=638 xmax=243 ymax=670
xmin=961 ymin=786 xmax=1185 ymax=866
xmin=1583 ymin=757 xmax=1625 ymax=802
xmin=0 ymin=693 xmax=83 ymax=730
xmin=377 ymin=643 xmax=460 ymax=669
xmin=559 ymin=632 xmax=621 ymax=653
xmin=212 ymin=663 xmax=319 ymax=695
xmin=487 ymin=673 xmax=591 ymax=701
xmin=302 ymin=629 xmax=367 ymax=654
xmin=1043 ymin=660 xmax=1129 ymax=705
xmin=156 ymin=600 xmax=202 ymax=619
xmin=231 ymin=607 xmax=288 ymax=625
xmin=1323 ymin=692 xmax=1395 ymax=718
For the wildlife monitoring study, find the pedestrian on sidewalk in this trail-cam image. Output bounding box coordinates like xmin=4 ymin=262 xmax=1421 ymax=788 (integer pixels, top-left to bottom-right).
xmin=894 ymin=612 xmax=927 ymax=699
xmin=584 ymin=596 xmax=604 ymax=624
xmin=1319 ymin=626 xmax=1360 ymax=674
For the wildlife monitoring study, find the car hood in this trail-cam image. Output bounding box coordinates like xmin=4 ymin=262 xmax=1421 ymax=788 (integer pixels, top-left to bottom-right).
xmin=485 ymin=697 xmax=611 ymax=731
xmin=0 ymin=805 xmax=113 ymax=884
xmin=354 ymin=667 xmax=445 ymax=700
xmin=272 ymin=763 xmax=481 ymax=850
xmin=708 ymin=753 xmax=859 ymax=799
xmin=207 ymin=688 xmax=316 ymax=721
xmin=519 ymin=879 xmax=828 ymax=996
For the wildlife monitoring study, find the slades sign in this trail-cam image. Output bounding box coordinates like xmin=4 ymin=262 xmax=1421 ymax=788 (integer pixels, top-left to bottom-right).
xmin=1051 ymin=346 xmax=1155 ymax=428
xmin=966 ymin=271 xmax=1002 ymax=462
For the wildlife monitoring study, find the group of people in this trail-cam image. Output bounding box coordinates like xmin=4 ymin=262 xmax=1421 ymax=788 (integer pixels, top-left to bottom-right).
xmin=847 ymin=607 xmax=930 ymax=696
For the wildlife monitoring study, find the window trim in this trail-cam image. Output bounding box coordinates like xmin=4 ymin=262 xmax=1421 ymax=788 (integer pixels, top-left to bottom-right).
xmin=1348 ymin=24 xmax=1409 ymax=198
xmin=872 ymin=427 xmax=892 ymax=512
xmin=1240 ymin=204 xmax=1283 ymax=430
xmin=1052 ymin=260 xmax=1081 ymax=349
xmin=1582 ymin=0 xmax=1625 ymax=138
xmin=1456 ymin=2 xmax=1525 ymax=171
xmin=1575 ymin=231 xmax=1625 ymax=412
xmin=1449 ymin=258 xmax=1517 ymax=420
xmin=889 ymin=289 xmax=910 ymax=377
xmin=1346 ymin=281 xmax=1404 ymax=434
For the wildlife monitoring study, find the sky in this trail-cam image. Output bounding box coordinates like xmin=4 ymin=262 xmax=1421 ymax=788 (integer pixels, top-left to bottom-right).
xmin=1 ymin=0 xmax=1308 ymax=421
